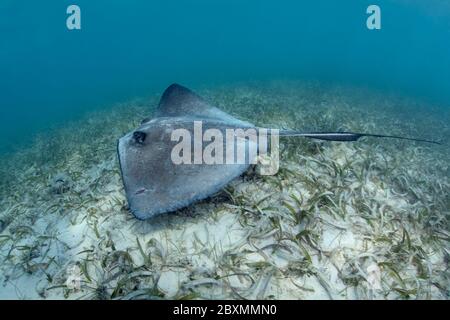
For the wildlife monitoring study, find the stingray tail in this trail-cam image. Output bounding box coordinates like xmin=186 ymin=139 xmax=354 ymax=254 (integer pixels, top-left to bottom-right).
xmin=278 ymin=130 xmax=441 ymax=145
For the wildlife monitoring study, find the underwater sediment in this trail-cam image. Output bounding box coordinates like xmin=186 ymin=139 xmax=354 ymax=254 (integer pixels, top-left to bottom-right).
xmin=0 ymin=81 xmax=449 ymax=300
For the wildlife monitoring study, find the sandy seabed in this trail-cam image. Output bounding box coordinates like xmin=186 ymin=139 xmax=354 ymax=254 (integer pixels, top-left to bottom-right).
xmin=0 ymin=81 xmax=449 ymax=300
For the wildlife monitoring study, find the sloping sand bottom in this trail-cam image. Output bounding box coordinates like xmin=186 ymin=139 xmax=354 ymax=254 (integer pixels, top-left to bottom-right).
xmin=0 ymin=81 xmax=449 ymax=299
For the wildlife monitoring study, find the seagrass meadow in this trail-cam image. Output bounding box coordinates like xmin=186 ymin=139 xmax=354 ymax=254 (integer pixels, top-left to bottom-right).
xmin=0 ymin=81 xmax=449 ymax=300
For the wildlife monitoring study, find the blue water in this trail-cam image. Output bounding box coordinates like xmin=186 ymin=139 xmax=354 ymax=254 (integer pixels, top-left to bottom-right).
xmin=1 ymin=0 xmax=449 ymax=153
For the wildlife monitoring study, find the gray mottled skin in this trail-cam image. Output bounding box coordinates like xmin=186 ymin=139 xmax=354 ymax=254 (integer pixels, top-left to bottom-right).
xmin=118 ymin=84 xmax=257 ymax=220
xmin=118 ymin=84 xmax=440 ymax=220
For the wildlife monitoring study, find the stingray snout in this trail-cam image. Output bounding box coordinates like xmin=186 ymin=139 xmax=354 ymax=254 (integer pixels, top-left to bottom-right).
xmin=133 ymin=131 xmax=147 ymax=144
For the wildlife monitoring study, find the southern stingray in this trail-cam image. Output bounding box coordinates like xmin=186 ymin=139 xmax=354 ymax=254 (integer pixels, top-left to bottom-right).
xmin=117 ymin=84 xmax=439 ymax=220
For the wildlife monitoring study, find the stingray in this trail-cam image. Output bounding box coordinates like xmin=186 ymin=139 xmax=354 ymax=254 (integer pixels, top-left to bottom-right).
xmin=117 ymin=84 xmax=440 ymax=220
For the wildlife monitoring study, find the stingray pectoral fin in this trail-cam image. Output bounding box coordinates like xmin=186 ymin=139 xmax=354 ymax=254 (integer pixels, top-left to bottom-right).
xmin=154 ymin=84 xmax=254 ymax=127
xmin=117 ymin=119 xmax=258 ymax=220
xmin=279 ymin=131 xmax=441 ymax=145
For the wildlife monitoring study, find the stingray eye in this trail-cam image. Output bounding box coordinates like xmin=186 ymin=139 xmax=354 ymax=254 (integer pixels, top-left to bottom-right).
xmin=133 ymin=131 xmax=147 ymax=144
